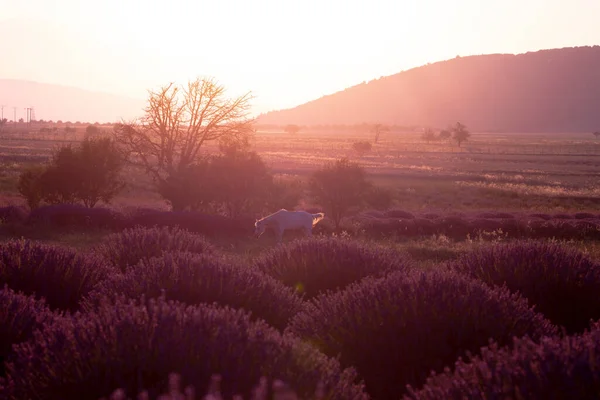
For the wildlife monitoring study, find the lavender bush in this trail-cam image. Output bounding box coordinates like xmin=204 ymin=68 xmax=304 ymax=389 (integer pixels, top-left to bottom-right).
xmin=101 ymin=372 xmax=329 ymax=400
xmin=287 ymin=269 xmax=558 ymax=399
xmin=0 ymin=206 xmax=27 ymax=225
xmin=94 ymin=225 xmax=217 ymax=272
xmin=448 ymin=240 xmax=600 ymax=333
xmin=26 ymin=204 xmax=127 ymax=230
xmin=0 ymin=286 xmax=57 ymax=377
xmin=254 ymin=237 xmax=413 ymax=299
xmin=1 ymin=296 xmax=368 ymax=400
xmin=124 ymin=208 xmax=254 ymax=238
xmin=404 ymin=320 xmax=600 ymax=400
xmin=0 ymin=239 xmax=114 ymax=311
xmin=82 ymin=252 xmax=304 ymax=330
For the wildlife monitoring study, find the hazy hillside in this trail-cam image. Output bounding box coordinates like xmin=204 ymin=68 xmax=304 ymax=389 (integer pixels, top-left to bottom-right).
xmin=257 ymin=46 xmax=600 ymax=133
xmin=0 ymin=79 xmax=145 ymax=123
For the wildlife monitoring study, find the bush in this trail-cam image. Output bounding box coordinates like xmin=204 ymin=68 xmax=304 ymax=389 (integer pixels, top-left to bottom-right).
xmin=404 ymin=320 xmax=600 ymax=400
xmin=286 ymin=269 xmax=558 ymax=399
xmin=0 ymin=206 xmax=27 ymax=225
xmin=27 ymin=204 xmax=126 ymax=230
xmin=254 ymin=237 xmax=413 ymax=299
xmin=82 ymin=252 xmax=304 ymax=330
xmin=448 ymin=240 xmax=600 ymax=334
xmin=2 ymin=296 xmax=368 ymax=400
xmin=0 ymin=239 xmax=113 ymax=312
xmin=95 ymin=225 xmax=217 ymax=272
xmin=16 ymin=165 xmax=46 ymax=210
xmin=0 ymin=286 xmax=57 ymax=377
xmin=310 ymin=157 xmax=372 ymax=229
xmin=124 ymin=208 xmax=255 ymax=238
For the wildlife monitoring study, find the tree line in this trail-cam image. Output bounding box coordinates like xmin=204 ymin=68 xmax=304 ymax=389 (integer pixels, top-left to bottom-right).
xmin=16 ymin=77 xmax=395 ymax=229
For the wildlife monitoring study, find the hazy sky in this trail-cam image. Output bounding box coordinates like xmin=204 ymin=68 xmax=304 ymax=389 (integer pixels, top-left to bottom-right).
xmin=1 ymin=0 xmax=599 ymax=116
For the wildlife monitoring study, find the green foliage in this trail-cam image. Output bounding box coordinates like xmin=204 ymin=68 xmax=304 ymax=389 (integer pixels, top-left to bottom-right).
xmin=438 ymin=129 xmax=451 ymax=140
xmin=16 ymin=138 xmax=125 ymax=209
xmin=158 ymin=149 xmax=281 ymax=217
xmin=208 ymin=150 xmax=274 ymax=218
xmin=309 ymin=157 xmax=371 ymax=229
xmin=75 ymin=137 xmax=125 ymax=207
xmin=17 ymin=165 xmax=46 ymax=210
xmin=450 ymin=122 xmax=470 ymax=146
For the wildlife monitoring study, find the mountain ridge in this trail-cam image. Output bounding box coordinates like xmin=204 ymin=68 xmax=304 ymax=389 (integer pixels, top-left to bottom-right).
xmin=256 ymin=46 xmax=600 ymax=133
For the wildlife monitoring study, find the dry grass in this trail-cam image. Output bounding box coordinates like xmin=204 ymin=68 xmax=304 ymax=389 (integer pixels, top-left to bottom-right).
xmin=1 ymin=125 xmax=599 ymax=213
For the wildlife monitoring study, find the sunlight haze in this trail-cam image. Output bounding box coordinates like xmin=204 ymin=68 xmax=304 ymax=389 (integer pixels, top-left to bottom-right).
xmin=1 ymin=0 xmax=599 ymax=120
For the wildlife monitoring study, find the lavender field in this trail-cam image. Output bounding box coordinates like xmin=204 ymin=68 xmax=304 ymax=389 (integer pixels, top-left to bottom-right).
xmin=1 ymin=125 xmax=600 ymax=399
xmin=0 ymin=203 xmax=600 ymax=399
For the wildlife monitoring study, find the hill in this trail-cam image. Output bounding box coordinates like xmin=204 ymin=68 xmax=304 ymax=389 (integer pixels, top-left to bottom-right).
xmin=257 ymin=46 xmax=600 ymax=133
xmin=0 ymin=79 xmax=145 ymax=123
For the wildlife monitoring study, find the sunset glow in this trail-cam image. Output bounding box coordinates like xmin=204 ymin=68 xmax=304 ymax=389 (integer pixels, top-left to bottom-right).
xmin=1 ymin=0 xmax=599 ymax=117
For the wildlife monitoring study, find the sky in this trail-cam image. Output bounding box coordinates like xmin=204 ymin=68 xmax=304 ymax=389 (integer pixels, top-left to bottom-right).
xmin=1 ymin=0 xmax=599 ymax=118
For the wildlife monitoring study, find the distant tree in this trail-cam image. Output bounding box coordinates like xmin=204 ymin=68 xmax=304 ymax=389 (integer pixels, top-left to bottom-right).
xmin=352 ymin=141 xmax=372 ymax=156
xmin=113 ymin=77 xmax=254 ymax=211
xmin=17 ymin=165 xmax=47 ymax=210
xmin=438 ymin=129 xmax=451 ymax=141
xmin=209 ymin=149 xmax=274 ymax=218
xmin=0 ymin=118 xmax=7 ymax=133
xmin=310 ymin=157 xmax=371 ymax=230
xmin=57 ymin=120 xmax=63 ymax=124
xmin=18 ymin=118 xmax=24 ymax=123
xmin=371 ymin=123 xmax=390 ymax=143
xmin=17 ymin=138 xmax=125 ymax=208
xmin=284 ymin=124 xmax=301 ymax=135
xmin=593 ymin=131 xmax=600 ymax=139
xmin=450 ymin=122 xmax=471 ymax=147
xmin=421 ymin=128 xmax=437 ymax=143
xmin=74 ymin=137 xmax=126 ymax=207
xmin=85 ymin=124 xmax=102 ymax=139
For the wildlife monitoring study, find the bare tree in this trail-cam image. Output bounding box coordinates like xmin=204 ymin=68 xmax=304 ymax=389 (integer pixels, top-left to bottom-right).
xmin=593 ymin=131 xmax=600 ymax=139
xmin=421 ymin=128 xmax=437 ymax=143
xmin=113 ymin=77 xmax=255 ymax=210
xmin=371 ymin=123 xmax=389 ymax=143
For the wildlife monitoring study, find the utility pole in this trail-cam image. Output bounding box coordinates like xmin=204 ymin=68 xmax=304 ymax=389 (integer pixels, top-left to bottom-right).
xmin=1 ymin=105 xmax=5 ymax=121
xmin=13 ymin=106 xmax=16 ymax=127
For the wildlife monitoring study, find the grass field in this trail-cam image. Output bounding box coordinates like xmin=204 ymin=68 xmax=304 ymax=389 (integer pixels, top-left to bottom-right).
xmin=1 ymin=124 xmax=600 ymax=261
